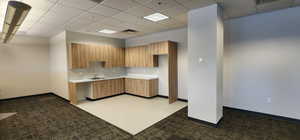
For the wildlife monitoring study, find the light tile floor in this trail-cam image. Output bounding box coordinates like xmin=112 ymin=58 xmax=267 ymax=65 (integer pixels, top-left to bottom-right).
xmin=76 ymin=94 xmax=187 ymax=135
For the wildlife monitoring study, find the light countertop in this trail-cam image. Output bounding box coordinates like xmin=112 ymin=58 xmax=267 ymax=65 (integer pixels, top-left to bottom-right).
xmin=69 ymin=75 xmax=158 ymax=83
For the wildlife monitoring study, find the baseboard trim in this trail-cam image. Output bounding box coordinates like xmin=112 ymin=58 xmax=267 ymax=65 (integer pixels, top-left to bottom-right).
xmin=86 ymin=93 xmax=125 ymax=101
xmin=188 ymin=116 xmax=223 ymax=128
xmin=49 ymin=93 xmax=70 ymax=102
xmin=224 ymin=106 xmax=300 ymax=124
xmin=157 ymin=95 xmax=188 ymax=102
xmin=0 ymin=92 xmax=53 ymax=101
xmin=124 ymin=93 xmax=158 ymax=99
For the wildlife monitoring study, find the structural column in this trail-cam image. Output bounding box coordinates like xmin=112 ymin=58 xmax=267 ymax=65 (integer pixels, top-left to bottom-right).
xmin=187 ymin=4 xmax=224 ymax=125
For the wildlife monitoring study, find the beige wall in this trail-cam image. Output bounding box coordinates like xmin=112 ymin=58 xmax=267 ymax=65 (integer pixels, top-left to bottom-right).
xmin=49 ymin=31 xmax=69 ymax=100
xmin=0 ymin=35 xmax=51 ymax=99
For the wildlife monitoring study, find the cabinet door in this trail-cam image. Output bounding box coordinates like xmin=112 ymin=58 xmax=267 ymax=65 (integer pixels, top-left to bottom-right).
xmin=115 ymin=48 xmax=120 ymax=67
xmin=70 ymin=43 xmax=79 ymax=69
xmin=125 ymin=78 xmax=134 ymax=93
xmin=139 ymin=46 xmax=146 ymax=67
xmin=87 ymin=45 xmax=93 ymax=62
xmin=125 ymin=48 xmax=130 ymax=67
xmin=158 ymin=42 xmax=169 ymax=54
xmin=119 ymin=48 xmax=125 ymax=67
xmin=93 ymin=81 xmax=106 ymax=98
xmin=111 ymin=79 xmax=118 ymax=95
xmin=79 ymin=44 xmax=89 ymax=68
xmin=95 ymin=46 xmax=102 ymax=61
xmin=119 ymin=78 xmax=125 ymax=93
xmin=136 ymin=79 xmax=146 ymax=96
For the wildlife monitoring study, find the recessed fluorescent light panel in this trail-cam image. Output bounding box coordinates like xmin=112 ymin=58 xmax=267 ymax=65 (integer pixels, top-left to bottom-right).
xmin=144 ymin=13 xmax=169 ymax=22
xmin=98 ymin=29 xmax=117 ymax=34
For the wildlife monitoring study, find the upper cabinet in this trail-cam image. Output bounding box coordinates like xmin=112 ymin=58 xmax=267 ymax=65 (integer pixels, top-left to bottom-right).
xmin=69 ymin=41 xmax=177 ymax=69
xmin=125 ymin=41 xmax=177 ymax=67
xmin=69 ymin=43 xmax=125 ymax=69
xmin=125 ymin=45 xmax=157 ymax=67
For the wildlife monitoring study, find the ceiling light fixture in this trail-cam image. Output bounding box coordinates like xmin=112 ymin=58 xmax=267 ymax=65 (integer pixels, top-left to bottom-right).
xmin=144 ymin=13 xmax=169 ymax=22
xmin=1 ymin=1 xmax=31 ymax=43
xmin=98 ymin=29 xmax=117 ymax=34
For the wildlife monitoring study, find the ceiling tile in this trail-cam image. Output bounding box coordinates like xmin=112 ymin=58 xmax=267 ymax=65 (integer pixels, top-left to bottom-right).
xmin=175 ymin=0 xmax=216 ymax=10
xmin=47 ymin=0 xmax=59 ymax=3
xmin=27 ymin=23 xmax=63 ymax=37
xmin=76 ymin=12 xmax=106 ymax=22
xmin=125 ymin=5 xmax=156 ymax=17
xmin=22 ymin=0 xmax=55 ymax=11
xmin=256 ymin=0 xmax=294 ymax=13
xmin=58 ymin=0 xmax=99 ymax=10
xmin=133 ymin=0 xmax=152 ymax=5
xmin=161 ymin=5 xmax=188 ymax=17
xmin=157 ymin=18 xmax=184 ymax=27
xmin=145 ymin=0 xmax=181 ymax=11
xmin=173 ymin=13 xmax=187 ymax=24
xmin=101 ymin=0 xmax=140 ymax=11
xmin=136 ymin=18 xmax=158 ymax=26
xmin=81 ymin=22 xmax=105 ymax=32
xmin=113 ymin=12 xmax=140 ymax=23
xmin=65 ymin=20 xmax=94 ymax=31
xmin=49 ymin=4 xmax=84 ymax=19
xmin=89 ymin=5 xmax=121 ymax=16
xmin=38 ymin=11 xmax=74 ymax=26
xmin=96 ymin=18 xmax=127 ymax=27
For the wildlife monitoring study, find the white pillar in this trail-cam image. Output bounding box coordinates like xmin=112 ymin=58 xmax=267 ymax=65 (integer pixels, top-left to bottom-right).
xmin=187 ymin=4 xmax=224 ymax=125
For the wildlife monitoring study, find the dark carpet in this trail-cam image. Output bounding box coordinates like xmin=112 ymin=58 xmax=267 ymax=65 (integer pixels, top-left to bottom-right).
xmin=0 ymin=94 xmax=299 ymax=140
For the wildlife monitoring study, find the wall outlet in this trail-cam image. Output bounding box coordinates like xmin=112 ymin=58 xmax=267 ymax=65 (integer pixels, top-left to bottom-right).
xmin=267 ymin=97 xmax=272 ymax=103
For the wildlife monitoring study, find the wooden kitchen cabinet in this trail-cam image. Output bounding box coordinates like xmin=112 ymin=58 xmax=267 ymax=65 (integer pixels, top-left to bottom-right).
xmin=125 ymin=45 xmax=158 ymax=67
xmin=149 ymin=41 xmax=169 ymax=55
xmin=125 ymin=41 xmax=174 ymax=67
xmin=125 ymin=78 xmax=158 ymax=97
xmin=70 ymin=43 xmax=125 ymax=69
xmin=70 ymin=43 xmax=89 ymax=69
xmin=92 ymin=78 xmax=125 ymax=99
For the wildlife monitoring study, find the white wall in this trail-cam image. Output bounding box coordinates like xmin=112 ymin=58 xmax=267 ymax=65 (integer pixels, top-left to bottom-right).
xmin=187 ymin=4 xmax=223 ymax=124
xmin=49 ymin=32 xmax=69 ymax=99
xmin=224 ymin=6 xmax=300 ymax=120
xmin=0 ymin=35 xmax=51 ymax=99
xmin=126 ymin=28 xmax=188 ymax=100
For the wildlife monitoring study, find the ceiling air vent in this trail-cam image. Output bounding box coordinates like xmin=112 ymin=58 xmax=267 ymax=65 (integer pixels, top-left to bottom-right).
xmin=256 ymin=0 xmax=279 ymax=5
xmin=90 ymin=0 xmax=104 ymax=3
xmin=122 ymin=29 xmax=138 ymax=34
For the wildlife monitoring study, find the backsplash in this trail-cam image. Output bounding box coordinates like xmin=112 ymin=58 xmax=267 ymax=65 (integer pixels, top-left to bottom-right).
xmin=126 ymin=67 xmax=159 ymax=75
xmin=69 ymin=62 xmax=126 ymax=80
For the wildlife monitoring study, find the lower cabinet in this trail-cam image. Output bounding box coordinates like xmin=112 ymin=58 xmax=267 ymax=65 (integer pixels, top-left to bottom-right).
xmin=92 ymin=78 xmax=124 ymax=99
xmin=91 ymin=78 xmax=158 ymax=99
xmin=125 ymin=78 xmax=158 ymax=97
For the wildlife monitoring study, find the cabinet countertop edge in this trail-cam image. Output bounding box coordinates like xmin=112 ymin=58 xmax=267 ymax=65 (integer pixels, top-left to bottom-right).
xmin=69 ymin=75 xmax=158 ymax=83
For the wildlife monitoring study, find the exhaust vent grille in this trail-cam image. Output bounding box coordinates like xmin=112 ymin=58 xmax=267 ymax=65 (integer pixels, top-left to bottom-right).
xmin=121 ymin=29 xmax=138 ymax=34
xmin=90 ymin=0 xmax=104 ymax=3
xmin=256 ymin=0 xmax=279 ymax=5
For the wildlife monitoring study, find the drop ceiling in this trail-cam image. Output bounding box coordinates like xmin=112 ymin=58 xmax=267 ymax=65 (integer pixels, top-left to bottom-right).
xmin=0 ymin=0 xmax=299 ymax=39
